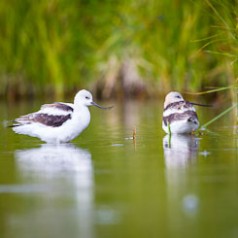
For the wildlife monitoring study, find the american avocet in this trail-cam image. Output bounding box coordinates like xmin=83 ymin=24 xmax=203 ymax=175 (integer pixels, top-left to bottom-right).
xmin=12 ymin=89 xmax=112 ymax=143
xmin=162 ymin=92 xmax=199 ymax=134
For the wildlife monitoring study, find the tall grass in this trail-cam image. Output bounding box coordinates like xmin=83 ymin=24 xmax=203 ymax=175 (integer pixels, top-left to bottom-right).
xmin=0 ymin=0 xmax=237 ymax=99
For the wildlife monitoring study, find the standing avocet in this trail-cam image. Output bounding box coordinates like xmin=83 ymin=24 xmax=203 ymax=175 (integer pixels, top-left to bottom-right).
xmin=162 ymin=92 xmax=199 ymax=134
xmin=12 ymin=89 xmax=112 ymax=143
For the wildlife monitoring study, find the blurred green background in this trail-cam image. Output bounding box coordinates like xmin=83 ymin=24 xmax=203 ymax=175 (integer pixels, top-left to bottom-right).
xmin=0 ymin=0 xmax=237 ymax=100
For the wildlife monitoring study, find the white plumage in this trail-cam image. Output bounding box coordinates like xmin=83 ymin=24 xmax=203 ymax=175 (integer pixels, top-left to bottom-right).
xmin=162 ymin=92 xmax=199 ymax=134
xmin=12 ymin=89 xmax=111 ymax=143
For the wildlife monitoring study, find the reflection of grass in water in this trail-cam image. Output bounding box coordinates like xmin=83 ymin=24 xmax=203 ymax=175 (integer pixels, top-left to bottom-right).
xmin=0 ymin=0 xmax=237 ymax=99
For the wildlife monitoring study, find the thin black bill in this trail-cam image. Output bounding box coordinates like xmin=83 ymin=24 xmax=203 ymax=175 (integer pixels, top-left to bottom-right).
xmin=187 ymin=101 xmax=213 ymax=107
xmin=91 ymin=101 xmax=113 ymax=110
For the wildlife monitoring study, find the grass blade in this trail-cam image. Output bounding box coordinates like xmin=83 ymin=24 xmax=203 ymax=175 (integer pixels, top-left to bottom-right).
xmin=201 ymin=103 xmax=237 ymax=129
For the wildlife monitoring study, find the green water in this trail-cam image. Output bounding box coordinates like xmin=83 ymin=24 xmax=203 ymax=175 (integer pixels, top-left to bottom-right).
xmin=1 ymin=100 xmax=238 ymax=238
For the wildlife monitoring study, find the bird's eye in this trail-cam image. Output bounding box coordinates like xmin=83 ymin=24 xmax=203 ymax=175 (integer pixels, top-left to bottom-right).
xmin=85 ymin=96 xmax=90 ymax=100
xmin=175 ymin=95 xmax=181 ymax=99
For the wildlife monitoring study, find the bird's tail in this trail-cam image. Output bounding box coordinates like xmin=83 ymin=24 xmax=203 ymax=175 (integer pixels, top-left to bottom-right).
xmin=2 ymin=120 xmax=19 ymax=128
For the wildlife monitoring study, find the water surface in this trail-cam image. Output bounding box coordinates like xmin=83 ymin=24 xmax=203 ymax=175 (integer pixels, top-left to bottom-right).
xmin=1 ymin=100 xmax=238 ymax=238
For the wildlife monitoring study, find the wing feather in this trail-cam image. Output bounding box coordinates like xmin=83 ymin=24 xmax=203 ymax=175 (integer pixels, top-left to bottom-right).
xmin=13 ymin=102 xmax=74 ymax=127
xmin=40 ymin=103 xmax=74 ymax=115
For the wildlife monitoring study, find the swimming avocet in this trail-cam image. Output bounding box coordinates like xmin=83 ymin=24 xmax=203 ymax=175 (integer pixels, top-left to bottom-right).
xmin=162 ymin=92 xmax=199 ymax=134
xmin=12 ymin=89 xmax=112 ymax=143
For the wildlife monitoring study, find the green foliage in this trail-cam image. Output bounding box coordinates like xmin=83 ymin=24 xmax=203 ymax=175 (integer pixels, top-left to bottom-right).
xmin=201 ymin=103 xmax=238 ymax=129
xmin=0 ymin=0 xmax=237 ymax=98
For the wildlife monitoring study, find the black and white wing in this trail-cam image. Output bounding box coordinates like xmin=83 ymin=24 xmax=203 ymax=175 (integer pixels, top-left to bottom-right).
xmin=13 ymin=103 xmax=74 ymax=127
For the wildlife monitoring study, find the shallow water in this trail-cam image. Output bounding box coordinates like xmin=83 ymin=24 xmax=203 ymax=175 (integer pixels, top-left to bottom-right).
xmin=1 ymin=100 xmax=238 ymax=238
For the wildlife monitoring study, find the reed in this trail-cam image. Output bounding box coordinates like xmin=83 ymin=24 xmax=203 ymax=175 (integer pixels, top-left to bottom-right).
xmin=201 ymin=103 xmax=237 ymax=129
xmin=0 ymin=0 xmax=237 ymax=99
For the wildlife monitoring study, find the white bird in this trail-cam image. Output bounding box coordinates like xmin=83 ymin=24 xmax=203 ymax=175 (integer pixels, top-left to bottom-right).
xmin=12 ymin=89 xmax=112 ymax=143
xmin=162 ymin=92 xmax=199 ymax=134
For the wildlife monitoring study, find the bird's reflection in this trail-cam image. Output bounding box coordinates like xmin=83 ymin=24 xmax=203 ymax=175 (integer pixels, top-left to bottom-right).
xmin=14 ymin=143 xmax=94 ymax=238
xmin=15 ymin=143 xmax=92 ymax=177
xmin=163 ymin=134 xmax=200 ymax=219
xmin=163 ymin=134 xmax=199 ymax=168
